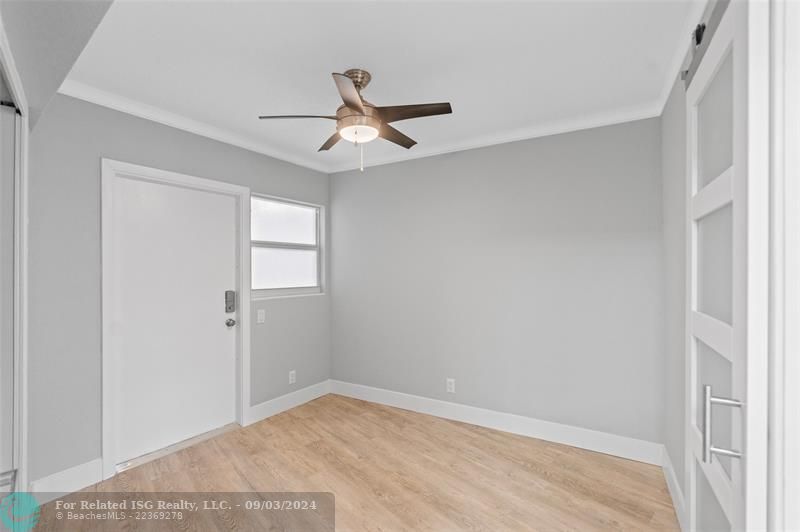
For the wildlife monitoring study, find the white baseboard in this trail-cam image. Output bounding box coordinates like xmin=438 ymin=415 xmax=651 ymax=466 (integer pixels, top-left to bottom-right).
xmin=329 ymin=380 xmax=664 ymax=465
xmin=332 ymin=380 xmax=687 ymax=521
xmin=244 ymin=380 xmax=331 ymax=426
xmin=26 ymin=382 xmax=331 ymax=502
xmin=29 ymin=381 xmax=680 ymax=517
xmin=29 ymin=458 xmax=103 ymax=503
xmin=662 ymin=447 xmax=687 ymax=531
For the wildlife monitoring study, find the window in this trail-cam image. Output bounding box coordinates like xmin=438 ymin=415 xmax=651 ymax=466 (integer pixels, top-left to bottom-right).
xmin=251 ymin=196 xmax=322 ymax=295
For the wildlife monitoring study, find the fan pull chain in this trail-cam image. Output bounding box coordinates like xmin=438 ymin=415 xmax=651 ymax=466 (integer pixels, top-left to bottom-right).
xmin=360 ymin=143 xmax=364 ymax=172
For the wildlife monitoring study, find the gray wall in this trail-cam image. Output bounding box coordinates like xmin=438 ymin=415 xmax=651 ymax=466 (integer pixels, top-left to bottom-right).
xmin=28 ymin=94 xmax=330 ymax=481
xmin=0 ymin=0 xmax=112 ymax=128
xmin=661 ymin=78 xmax=687 ymax=490
xmin=330 ymin=118 xmax=665 ymax=443
xmin=27 ymin=89 xmax=683 ymax=482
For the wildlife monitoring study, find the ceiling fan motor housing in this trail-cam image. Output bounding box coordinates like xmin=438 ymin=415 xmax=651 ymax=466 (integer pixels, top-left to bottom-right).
xmin=343 ymin=68 xmax=372 ymax=91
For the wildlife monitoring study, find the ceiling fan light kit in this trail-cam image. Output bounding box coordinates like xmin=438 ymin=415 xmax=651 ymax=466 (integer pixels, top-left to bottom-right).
xmin=258 ymin=68 xmax=452 ymax=168
xmin=336 ymin=103 xmax=381 ymax=144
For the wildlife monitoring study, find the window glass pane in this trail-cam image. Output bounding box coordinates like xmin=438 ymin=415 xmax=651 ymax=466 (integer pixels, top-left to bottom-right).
xmin=251 ymin=197 xmax=317 ymax=245
xmin=697 ymin=51 xmax=733 ymax=188
xmin=696 ymin=460 xmax=731 ymax=531
xmin=252 ymin=248 xmax=318 ymax=289
xmin=698 ymin=204 xmax=733 ymax=324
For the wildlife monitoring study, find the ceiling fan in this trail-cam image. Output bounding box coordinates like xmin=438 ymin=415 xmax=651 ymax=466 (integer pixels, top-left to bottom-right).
xmin=258 ymin=68 xmax=452 ymax=152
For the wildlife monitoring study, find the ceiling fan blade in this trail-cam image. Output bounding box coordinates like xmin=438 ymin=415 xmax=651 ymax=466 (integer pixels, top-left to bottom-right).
xmin=375 ymin=103 xmax=452 ymax=123
xmin=332 ymin=73 xmax=365 ymax=114
xmin=258 ymin=114 xmax=336 ymax=120
xmin=380 ymin=124 xmax=417 ymax=149
xmin=318 ymin=131 xmax=341 ymax=152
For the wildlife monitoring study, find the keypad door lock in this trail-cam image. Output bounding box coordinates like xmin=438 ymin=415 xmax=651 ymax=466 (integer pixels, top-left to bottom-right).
xmin=225 ymin=290 xmax=236 ymax=313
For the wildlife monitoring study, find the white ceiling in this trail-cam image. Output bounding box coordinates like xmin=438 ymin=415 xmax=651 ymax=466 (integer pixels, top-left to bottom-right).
xmin=63 ymin=0 xmax=702 ymax=173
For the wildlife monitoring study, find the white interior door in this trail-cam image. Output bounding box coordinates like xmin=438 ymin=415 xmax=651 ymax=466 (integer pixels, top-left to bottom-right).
xmin=685 ymin=2 xmax=768 ymax=530
xmin=105 ymin=164 xmax=239 ymax=468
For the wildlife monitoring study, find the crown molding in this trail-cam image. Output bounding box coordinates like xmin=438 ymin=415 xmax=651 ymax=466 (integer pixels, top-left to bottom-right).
xmin=328 ymin=100 xmax=663 ymax=173
xmin=0 ymin=11 xmax=29 ymax=114
xmin=61 ymin=79 xmax=667 ymax=176
xmin=58 ymin=79 xmax=330 ymax=174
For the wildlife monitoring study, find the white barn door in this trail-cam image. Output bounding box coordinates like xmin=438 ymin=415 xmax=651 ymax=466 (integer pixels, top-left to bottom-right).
xmin=684 ymin=1 xmax=769 ymax=530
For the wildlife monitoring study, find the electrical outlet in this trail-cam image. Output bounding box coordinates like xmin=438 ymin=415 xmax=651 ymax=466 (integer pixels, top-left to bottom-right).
xmin=446 ymin=378 xmax=455 ymax=394
xmin=289 ymin=370 xmax=296 ymax=384
xmin=257 ymin=309 xmax=266 ymax=324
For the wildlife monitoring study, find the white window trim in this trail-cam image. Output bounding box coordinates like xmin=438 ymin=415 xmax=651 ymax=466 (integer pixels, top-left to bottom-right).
xmin=250 ymin=193 xmax=325 ymax=299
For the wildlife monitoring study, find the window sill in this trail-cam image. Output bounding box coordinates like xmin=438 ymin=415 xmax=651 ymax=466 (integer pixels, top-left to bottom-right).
xmin=251 ymin=287 xmax=324 ymax=300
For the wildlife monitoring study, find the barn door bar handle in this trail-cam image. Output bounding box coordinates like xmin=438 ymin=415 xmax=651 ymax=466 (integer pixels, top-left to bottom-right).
xmin=702 ymin=384 xmax=743 ymax=462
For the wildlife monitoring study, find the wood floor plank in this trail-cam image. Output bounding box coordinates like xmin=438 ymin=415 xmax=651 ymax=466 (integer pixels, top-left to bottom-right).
xmin=41 ymin=394 xmax=678 ymax=531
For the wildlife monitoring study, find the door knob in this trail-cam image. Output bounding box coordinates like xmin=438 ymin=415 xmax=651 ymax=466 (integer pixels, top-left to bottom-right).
xmin=225 ymin=318 xmax=237 ymax=328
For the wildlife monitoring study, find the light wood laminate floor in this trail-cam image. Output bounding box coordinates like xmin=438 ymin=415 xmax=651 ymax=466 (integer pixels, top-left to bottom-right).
xmin=53 ymin=394 xmax=678 ymax=530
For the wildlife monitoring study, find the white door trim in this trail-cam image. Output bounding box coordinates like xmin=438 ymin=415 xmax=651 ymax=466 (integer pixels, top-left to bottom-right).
xmin=0 ymin=9 xmax=30 ymax=492
xmin=769 ymin=0 xmax=800 ymax=529
xmin=100 ymin=158 xmax=251 ymax=479
xmin=742 ymin=3 xmax=771 ymax=529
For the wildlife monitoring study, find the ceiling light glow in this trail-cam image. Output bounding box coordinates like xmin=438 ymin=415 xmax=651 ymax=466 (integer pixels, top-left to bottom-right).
xmin=339 ymin=124 xmax=379 ymax=144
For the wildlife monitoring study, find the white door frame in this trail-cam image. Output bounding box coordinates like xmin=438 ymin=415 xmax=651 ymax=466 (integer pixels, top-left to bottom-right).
xmin=0 ymin=11 xmax=30 ymax=492
xmin=683 ymin=1 xmax=770 ymax=530
xmin=101 ymin=159 xmax=251 ymax=479
xmin=769 ymin=0 xmax=800 ymax=529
